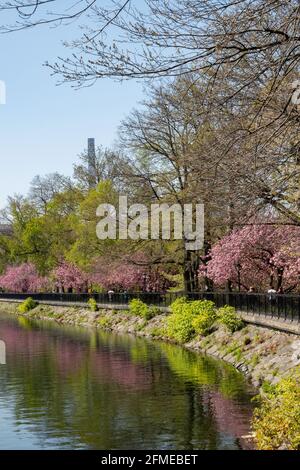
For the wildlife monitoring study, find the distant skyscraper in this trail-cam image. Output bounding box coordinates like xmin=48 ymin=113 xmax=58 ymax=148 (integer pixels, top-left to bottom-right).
xmin=87 ymin=138 xmax=97 ymax=187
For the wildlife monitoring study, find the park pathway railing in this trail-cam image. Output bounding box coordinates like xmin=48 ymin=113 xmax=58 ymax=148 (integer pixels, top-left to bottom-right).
xmin=0 ymin=291 xmax=299 ymax=324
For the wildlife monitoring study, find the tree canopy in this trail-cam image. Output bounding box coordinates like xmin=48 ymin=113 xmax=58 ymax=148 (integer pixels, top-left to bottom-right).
xmin=0 ymin=1 xmax=299 ymax=292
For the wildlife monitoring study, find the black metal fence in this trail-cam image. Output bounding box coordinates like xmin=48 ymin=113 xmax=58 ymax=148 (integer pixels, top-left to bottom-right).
xmin=0 ymin=291 xmax=299 ymax=323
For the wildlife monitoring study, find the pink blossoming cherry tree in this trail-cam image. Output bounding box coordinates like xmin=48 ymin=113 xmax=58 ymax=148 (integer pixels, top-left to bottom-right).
xmin=202 ymin=225 xmax=300 ymax=292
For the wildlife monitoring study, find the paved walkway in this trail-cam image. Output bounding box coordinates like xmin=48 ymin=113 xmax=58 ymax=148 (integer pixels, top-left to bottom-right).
xmin=239 ymin=311 xmax=300 ymax=335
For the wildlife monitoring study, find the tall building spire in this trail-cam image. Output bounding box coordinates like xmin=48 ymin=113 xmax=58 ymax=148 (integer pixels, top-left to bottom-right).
xmin=87 ymin=138 xmax=97 ymax=187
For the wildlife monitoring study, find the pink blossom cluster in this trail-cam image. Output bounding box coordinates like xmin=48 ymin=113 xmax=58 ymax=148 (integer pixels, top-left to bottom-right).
xmin=0 ymin=255 xmax=170 ymax=293
xmin=203 ymin=225 xmax=300 ymax=291
xmin=92 ymin=253 xmax=171 ymax=292
xmin=0 ymin=263 xmax=49 ymax=293
xmin=51 ymin=261 xmax=88 ymax=292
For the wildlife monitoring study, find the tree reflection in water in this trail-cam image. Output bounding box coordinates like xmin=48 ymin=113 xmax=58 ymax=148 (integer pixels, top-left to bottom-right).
xmin=0 ymin=314 xmax=255 ymax=449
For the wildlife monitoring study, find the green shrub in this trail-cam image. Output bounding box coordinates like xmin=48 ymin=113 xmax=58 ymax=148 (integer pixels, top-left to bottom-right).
xmin=167 ymin=309 xmax=195 ymax=343
xmin=150 ymin=327 xmax=163 ymax=337
xmin=261 ymin=381 xmax=276 ymax=395
xmin=167 ymin=298 xmax=217 ymax=342
xmin=249 ymin=353 xmax=260 ymax=367
xmin=136 ymin=305 xmax=161 ymax=320
xmin=148 ymin=306 xmax=161 ymax=317
xmin=98 ymin=317 xmax=111 ymax=328
xmin=188 ymin=300 xmax=215 ymax=316
xmin=192 ymin=309 xmax=217 ymax=335
xmin=18 ymin=297 xmax=38 ymax=313
xmin=87 ymin=298 xmax=98 ymax=312
xmin=129 ymin=299 xmax=154 ymax=320
xmin=252 ymin=370 xmax=300 ymax=450
xmin=190 ymin=300 xmax=216 ymax=336
xmin=217 ymin=305 xmax=244 ymax=332
xmin=170 ymin=296 xmax=188 ymax=315
xmin=170 ymin=298 xmax=216 ymax=317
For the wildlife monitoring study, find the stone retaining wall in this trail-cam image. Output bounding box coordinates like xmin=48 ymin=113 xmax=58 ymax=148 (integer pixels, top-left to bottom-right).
xmin=0 ymin=297 xmax=298 ymax=335
xmin=1 ymin=301 xmax=299 ymax=389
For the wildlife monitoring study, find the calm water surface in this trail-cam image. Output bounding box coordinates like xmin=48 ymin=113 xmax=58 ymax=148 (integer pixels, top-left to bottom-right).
xmin=0 ymin=312 xmax=255 ymax=450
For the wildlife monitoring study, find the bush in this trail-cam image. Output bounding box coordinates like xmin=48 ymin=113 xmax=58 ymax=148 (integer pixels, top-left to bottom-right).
xmin=88 ymin=298 xmax=98 ymax=312
xmin=148 ymin=306 xmax=161 ymax=319
xmin=129 ymin=299 xmax=161 ymax=320
xmin=98 ymin=317 xmax=111 ymax=328
xmin=170 ymin=296 xmax=188 ymax=315
xmin=188 ymin=299 xmax=216 ymax=316
xmin=167 ymin=298 xmax=217 ymax=342
xmin=252 ymin=370 xmax=300 ymax=450
xmin=192 ymin=309 xmax=217 ymax=336
xmin=167 ymin=309 xmax=195 ymax=343
xmin=129 ymin=299 xmax=151 ymax=320
xmin=190 ymin=300 xmax=216 ymax=336
xmin=150 ymin=326 xmax=164 ymax=337
xmin=217 ymin=305 xmax=244 ymax=332
xmin=18 ymin=297 xmax=38 ymax=313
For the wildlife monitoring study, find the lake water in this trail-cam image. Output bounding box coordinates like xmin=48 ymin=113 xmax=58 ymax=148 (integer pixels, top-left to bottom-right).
xmin=0 ymin=312 xmax=255 ymax=450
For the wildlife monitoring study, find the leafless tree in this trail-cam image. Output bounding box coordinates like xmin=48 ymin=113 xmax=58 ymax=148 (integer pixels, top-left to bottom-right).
xmin=73 ymin=145 xmax=131 ymax=191
xmin=0 ymin=1 xmax=129 ymax=32
xmin=118 ymin=77 xmax=238 ymax=291
xmin=1 ymin=0 xmax=299 ymax=270
xmin=29 ymin=173 xmax=74 ymax=213
xmin=38 ymin=1 xmax=299 ymax=93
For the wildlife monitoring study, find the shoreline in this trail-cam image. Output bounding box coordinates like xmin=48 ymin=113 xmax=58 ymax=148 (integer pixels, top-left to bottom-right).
xmin=0 ymin=301 xmax=257 ymax=451
xmin=1 ymin=300 xmax=299 ymax=389
xmin=1 ymin=300 xmax=300 ymax=450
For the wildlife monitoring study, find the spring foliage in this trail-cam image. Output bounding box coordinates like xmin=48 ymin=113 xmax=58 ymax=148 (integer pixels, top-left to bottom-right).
xmin=202 ymin=225 xmax=300 ymax=292
xmin=253 ymin=371 xmax=300 ymax=450
xmin=217 ymin=306 xmax=244 ymax=333
xmin=18 ymin=297 xmax=38 ymax=313
xmin=129 ymin=299 xmax=149 ymax=318
xmin=87 ymin=298 xmax=98 ymax=312
xmin=0 ymin=263 xmax=48 ymax=293
xmin=51 ymin=261 xmax=87 ymax=292
xmin=167 ymin=298 xmax=217 ymax=343
xmin=129 ymin=298 xmax=160 ymax=320
xmin=166 ymin=298 xmax=244 ymax=342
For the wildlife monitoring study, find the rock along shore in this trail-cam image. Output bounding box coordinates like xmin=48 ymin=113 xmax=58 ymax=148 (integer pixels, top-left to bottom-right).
xmin=1 ymin=300 xmax=300 ymax=389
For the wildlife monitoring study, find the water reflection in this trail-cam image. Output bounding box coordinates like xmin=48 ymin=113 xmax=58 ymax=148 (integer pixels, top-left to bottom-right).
xmin=0 ymin=313 xmax=255 ymax=449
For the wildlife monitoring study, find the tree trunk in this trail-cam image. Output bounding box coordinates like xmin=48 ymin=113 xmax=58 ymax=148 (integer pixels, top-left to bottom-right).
xmin=227 ymin=280 xmax=233 ymax=292
xmin=203 ymin=238 xmax=214 ymax=292
xmin=276 ymin=267 xmax=284 ymax=291
xmin=183 ymin=247 xmax=200 ymax=293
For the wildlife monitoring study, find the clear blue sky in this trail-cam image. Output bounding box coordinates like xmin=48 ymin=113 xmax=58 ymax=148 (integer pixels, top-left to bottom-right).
xmin=0 ymin=21 xmax=144 ymax=208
